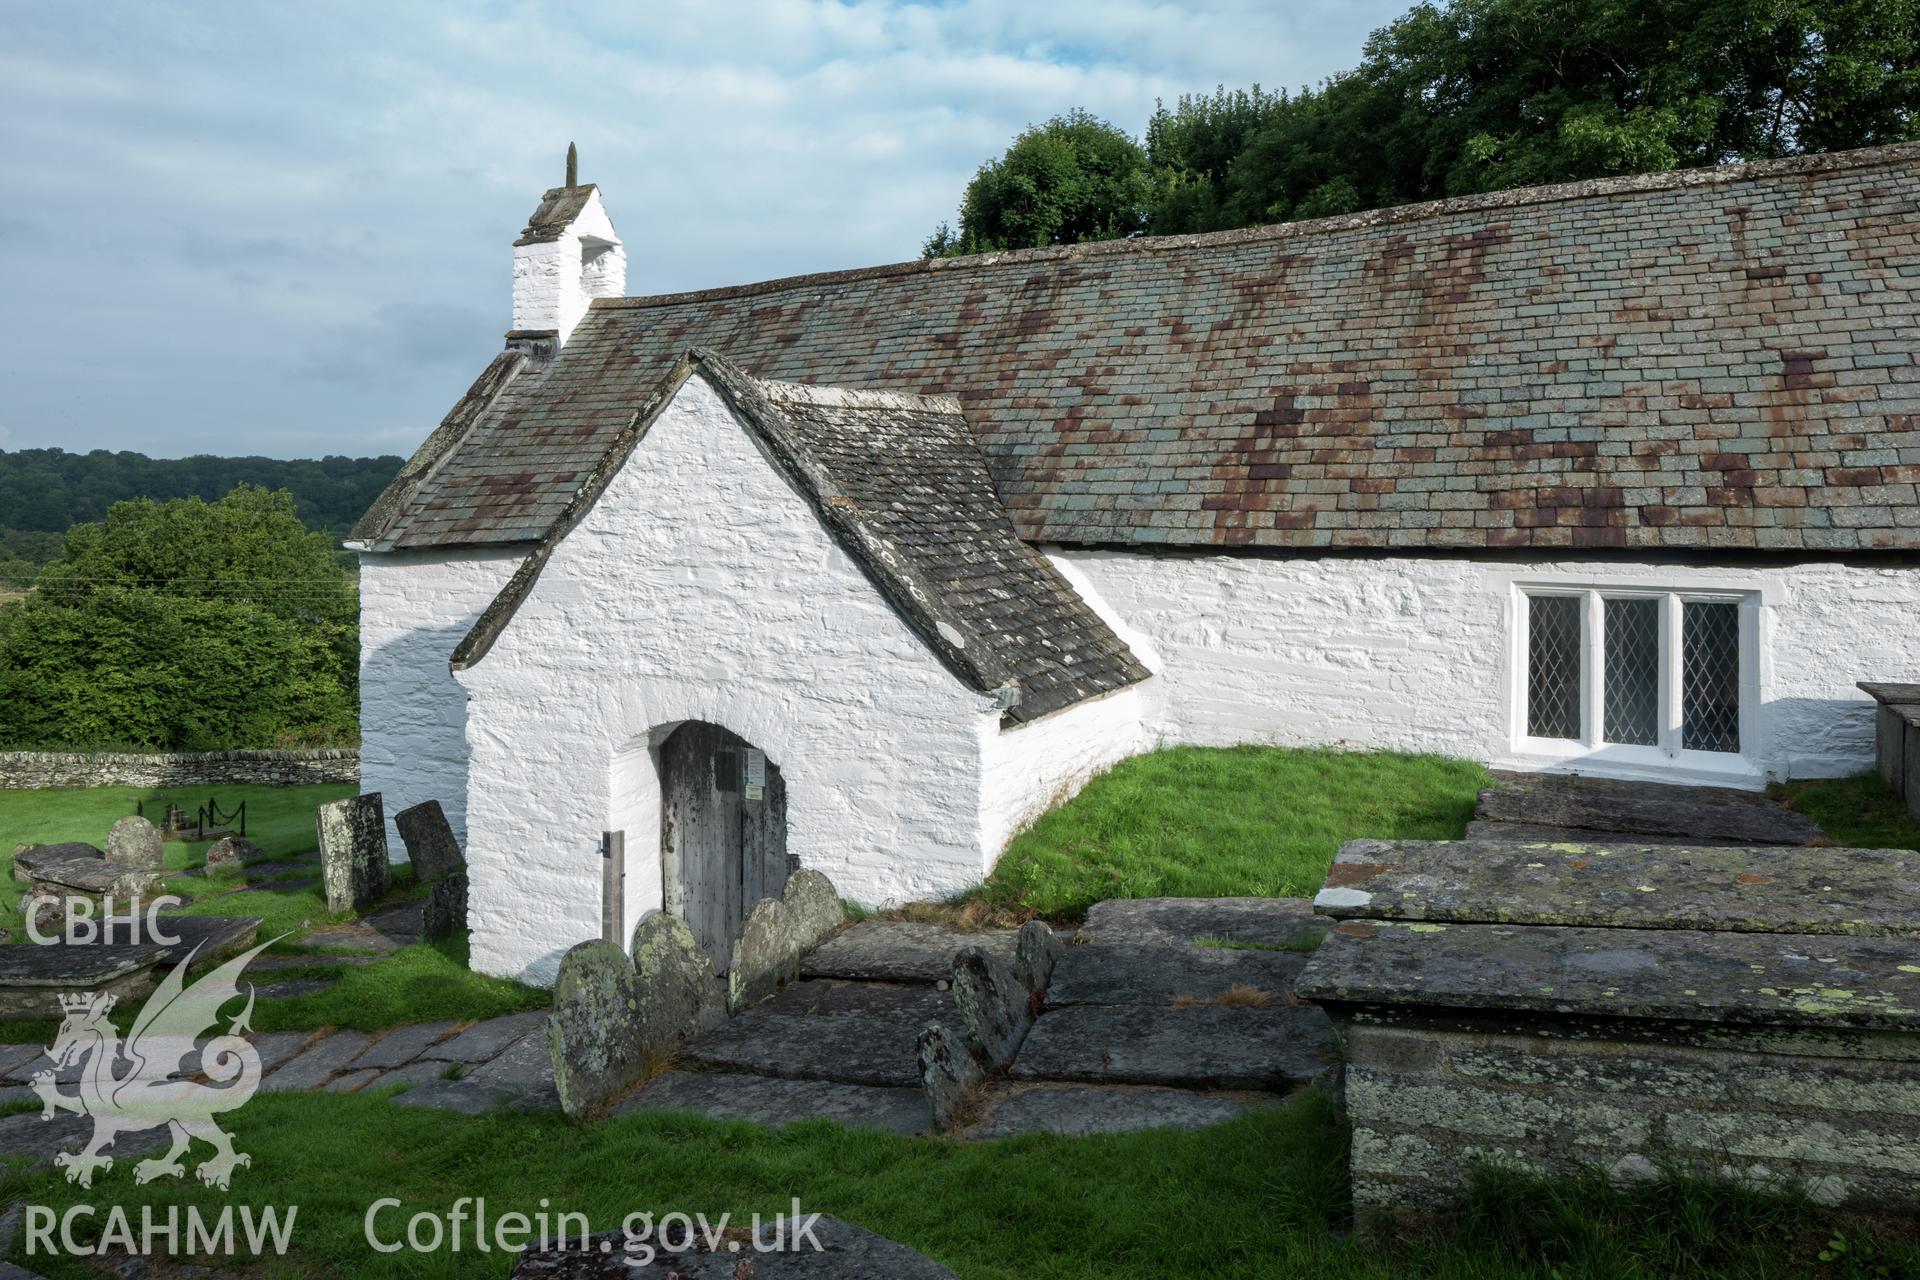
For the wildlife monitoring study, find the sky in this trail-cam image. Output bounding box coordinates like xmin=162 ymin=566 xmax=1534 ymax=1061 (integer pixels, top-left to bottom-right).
xmin=0 ymin=1 xmax=1406 ymax=461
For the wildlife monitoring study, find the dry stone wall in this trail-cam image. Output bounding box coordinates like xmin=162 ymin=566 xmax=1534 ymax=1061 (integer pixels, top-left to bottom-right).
xmin=0 ymin=749 xmax=358 ymax=790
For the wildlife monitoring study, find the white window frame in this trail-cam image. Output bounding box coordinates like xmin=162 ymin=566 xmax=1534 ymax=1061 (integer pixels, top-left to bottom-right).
xmin=1509 ymin=582 xmax=1762 ymax=779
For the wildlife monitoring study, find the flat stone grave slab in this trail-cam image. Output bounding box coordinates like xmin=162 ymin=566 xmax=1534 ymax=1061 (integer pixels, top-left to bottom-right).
xmin=1298 ymin=919 xmax=1920 ymax=1032
xmin=1476 ymin=774 xmax=1825 ymax=845
xmin=421 ymin=1011 xmax=550 ymax=1063
xmin=510 ymin=1215 xmax=959 ymax=1278
xmin=262 ymin=1031 xmax=371 ymax=1092
xmin=1047 ymin=942 xmax=1307 ymax=1007
xmin=1315 ymin=838 xmax=1920 ymax=936
xmin=461 ymin=1023 xmax=555 ymax=1097
xmin=367 ymin=1060 xmax=453 ymax=1092
xmin=0 ymin=943 xmax=169 ymax=1020
xmin=615 ymin=1070 xmax=930 ymax=1135
xmin=1078 ymin=897 xmax=1326 ymax=949
xmin=1011 ymin=1004 xmax=1336 ymax=1089
xmin=1464 ymin=819 xmax=1750 ymax=847
xmin=12 ymin=842 xmax=106 ymax=882
xmin=799 ymin=920 xmax=1015 ymax=983
xmin=288 ymin=927 xmax=405 ymax=955
xmin=683 ymin=980 xmax=952 ymax=1088
xmin=963 ymin=1081 xmax=1271 ymax=1139
xmin=13 ymin=844 xmax=160 ymax=897
xmin=59 ymin=915 xmax=261 ymax=974
xmin=355 ymin=1020 xmax=460 ymax=1070
xmin=1859 ymin=682 xmax=1920 ymax=705
xmin=0 ymin=1112 xmax=168 ymax=1168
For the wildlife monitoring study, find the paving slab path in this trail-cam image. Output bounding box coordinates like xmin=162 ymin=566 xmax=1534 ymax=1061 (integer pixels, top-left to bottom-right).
xmin=636 ymin=904 xmax=1339 ymax=1140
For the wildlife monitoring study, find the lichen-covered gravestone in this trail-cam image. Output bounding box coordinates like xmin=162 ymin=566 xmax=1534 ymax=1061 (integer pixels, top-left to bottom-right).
xmin=951 ymin=946 xmax=1031 ymax=1067
xmin=630 ymin=912 xmax=725 ymax=1051
xmin=315 ymin=794 xmax=390 ymax=914
xmin=728 ymin=870 xmax=847 ymax=1012
xmin=1013 ymin=920 xmax=1064 ymax=995
xmin=916 ymin=1021 xmax=983 ymax=1132
xmin=547 ymin=940 xmax=645 ymax=1120
xmin=204 ymin=837 xmax=268 ymax=872
xmin=393 ymin=799 xmax=466 ymax=884
xmin=423 ymin=872 xmax=468 ymax=941
xmin=105 ymin=816 xmax=164 ymax=872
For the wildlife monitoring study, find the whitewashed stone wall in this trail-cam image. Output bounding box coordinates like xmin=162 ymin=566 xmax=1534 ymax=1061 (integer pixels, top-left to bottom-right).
xmin=457 ymin=373 xmax=999 ymax=984
xmin=357 ymin=547 xmax=523 ymax=856
xmin=511 ymin=188 xmax=624 ymax=344
xmin=1054 ymin=549 xmax=1920 ymax=787
xmin=978 ymin=685 xmax=1151 ymax=857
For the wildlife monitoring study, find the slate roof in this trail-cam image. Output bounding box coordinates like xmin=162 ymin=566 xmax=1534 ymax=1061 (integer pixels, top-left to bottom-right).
xmin=451 ymin=351 xmax=1150 ymax=723
xmin=515 ymin=184 xmax=598 ymax=246
xmin=364 ymin=143 xmax=1920 ymax=555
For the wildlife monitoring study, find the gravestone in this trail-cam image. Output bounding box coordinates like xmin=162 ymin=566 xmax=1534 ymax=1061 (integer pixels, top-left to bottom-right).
xmin=204 ymin=837 xmax=268 ymax=872
xmin=727 ymin=870 xmax=848 ymax=1012
xmin=316 ymin=794 xmax=390 ymax=914
xmin=916 ymin=1021 xmax=982 ymax=1132
xmin=104 ymin=816 xmax=164 ymax=871
xmin=950 ymin=946 xmax=1031 ymax=1068
xmin=546 ymin=940 xmax=644 ymax=1120
xmin=393 ymin=800 xmax=465 ymax=884
xmin=422 ymin=872 xmax=468 ymax=941
xmin=629 ymin=912 xmax=725 ymax=1051
xmin=1013 ymin=920 xmax=1063 ymax=995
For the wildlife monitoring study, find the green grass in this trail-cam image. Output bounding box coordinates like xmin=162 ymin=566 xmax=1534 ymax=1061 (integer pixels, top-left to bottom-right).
xmin=1777 ymin=772 xmax=1920 ymax=852
xmin=977 ymin=745 xmax=1488 ymax=919
xmin=0 ymin=784 xmax=546 ymax=1035
xmin=2 ymin=1088 xmax=1911 ymax=1279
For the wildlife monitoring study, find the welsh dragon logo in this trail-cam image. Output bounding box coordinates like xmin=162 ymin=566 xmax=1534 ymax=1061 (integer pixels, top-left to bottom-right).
xmin=32 ymin=938 xmax=279 ymax=1190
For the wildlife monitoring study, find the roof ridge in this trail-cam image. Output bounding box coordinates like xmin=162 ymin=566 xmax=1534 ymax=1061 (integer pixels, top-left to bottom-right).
xmin=594 ymin=141 xmax=1920 ymax=313
xmin=757 ymin=378 xmax=962 ymax=416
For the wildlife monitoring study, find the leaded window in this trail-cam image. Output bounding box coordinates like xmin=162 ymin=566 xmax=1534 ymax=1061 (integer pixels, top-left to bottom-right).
xmin=1521 ymin=588 xmax=1747 ymax=757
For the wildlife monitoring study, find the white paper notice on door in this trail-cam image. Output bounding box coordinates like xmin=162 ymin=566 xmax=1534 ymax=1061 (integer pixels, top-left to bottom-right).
xmin=744 ymin=748 xmax=766 ymax=801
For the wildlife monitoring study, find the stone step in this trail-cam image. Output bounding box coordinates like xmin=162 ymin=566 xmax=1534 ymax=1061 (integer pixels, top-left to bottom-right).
xmin=1046 ymin=942 xmax=1308 ymax=1007
xmin=1476 ymin=773 xmax=1825 ymax=845
xmin=1077 ymin=897 xmax=1326 ymax=950
xmin=800 ymin=920 xmax=1016 ymax=983
xmin=961 ymin=1081 xmax=1274 ymax=1140
xmin=682 ymin=980 xmax=953 ymax=1088
xmin=1464 ymin=819 xmax=1752 ymax=847
xmin=614 ymin=1069 xmax=930 ymax=1135
xmin=1010 ymin=1003 xmax=1336 ymax=1090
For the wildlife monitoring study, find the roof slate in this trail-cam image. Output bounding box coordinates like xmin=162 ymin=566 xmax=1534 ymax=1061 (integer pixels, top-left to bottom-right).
xmin=451 ymin=352 xmax=1149 ymax=722
xmin=514 ymin=184 xmax=598 ymax=246
xmin=372 ymin=143 xmax=1920 ymax=555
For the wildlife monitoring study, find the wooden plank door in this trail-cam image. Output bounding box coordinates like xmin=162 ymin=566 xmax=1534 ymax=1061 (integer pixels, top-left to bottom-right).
xmin=659 ymin=722 xmax=790 ymax=974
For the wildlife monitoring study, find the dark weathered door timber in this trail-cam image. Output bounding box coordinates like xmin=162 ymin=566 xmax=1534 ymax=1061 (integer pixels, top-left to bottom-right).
xmin=659 ymin=722 xmax=789 ymax=973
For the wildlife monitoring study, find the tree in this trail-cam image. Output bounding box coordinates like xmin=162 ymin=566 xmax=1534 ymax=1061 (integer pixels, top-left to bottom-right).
xmin=928 ymin=0 xmax=1920 ymax=249
xmin=0 ymin=486 xmax=358 ymax=750
xmin=927 ymin=110 xmax=1153 ymax=255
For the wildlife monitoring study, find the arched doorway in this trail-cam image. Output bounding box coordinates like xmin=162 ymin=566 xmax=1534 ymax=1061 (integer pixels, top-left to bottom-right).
xmin=659 ymin=722 xmax=790 ymax=973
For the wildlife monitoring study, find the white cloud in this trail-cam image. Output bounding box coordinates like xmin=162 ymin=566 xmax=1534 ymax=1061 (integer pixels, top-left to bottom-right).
xmin=0 ymin=0 xmax=1407 ymax=458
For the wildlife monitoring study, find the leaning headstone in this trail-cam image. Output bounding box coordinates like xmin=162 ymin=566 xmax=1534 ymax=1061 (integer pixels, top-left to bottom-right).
xmin=1013 ymin=920 xmax=1064 ymax=996
xmin=951 ymin=946 xmax=1032 ymax=1068
xmin=105 ymin=816 xmax=164 ymax=871
xmin=781 ymin=869 xmax=846 ymax=949
xmin=727 ymin=898 xmax=790 ymax=1013
xmin=203 ymin=837 xmax=268 ymax=872
xmin=422 ymin=872 xmax=469 ymax=941
xmin=546 ymin=940 xmax=644 ymax=1121
xmin=630 ymin=913 xmax=726 ymax=1051
xmin=917 ymin=1021 xmax=984 ymax=1132
xmin=394 ymin=800 xmax=465 ymax=884
xmin=316 ymin=794 xmax=390 ymax=914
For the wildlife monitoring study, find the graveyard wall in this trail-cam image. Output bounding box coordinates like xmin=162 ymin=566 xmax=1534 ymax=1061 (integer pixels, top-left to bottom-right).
xmin=0 ymin=749 xmax=360 ymax=790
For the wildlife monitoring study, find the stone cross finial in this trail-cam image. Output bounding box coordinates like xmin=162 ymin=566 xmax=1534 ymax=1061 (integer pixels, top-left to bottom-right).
xmin=566 ymin=141 xmax=577 ymax=187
